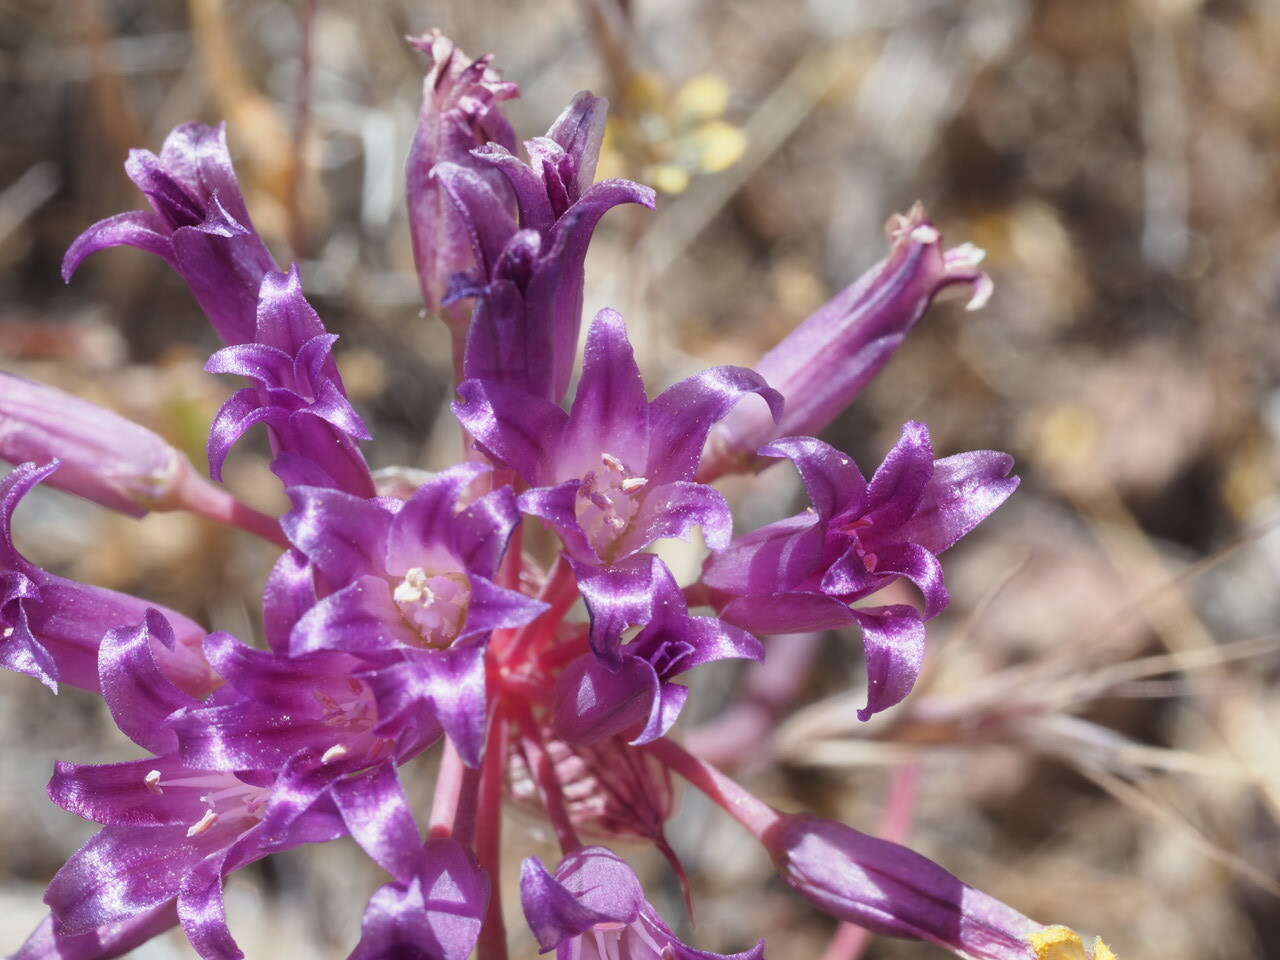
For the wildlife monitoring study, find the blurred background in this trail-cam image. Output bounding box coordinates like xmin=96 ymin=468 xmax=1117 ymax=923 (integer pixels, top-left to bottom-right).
xmin=2 ymin=0 xmax=1280 ymax=956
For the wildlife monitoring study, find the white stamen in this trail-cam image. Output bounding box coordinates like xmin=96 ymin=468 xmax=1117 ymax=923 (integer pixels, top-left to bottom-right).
xmin=144 ymin=769 xmax=163 ymax=794
xmin=321 ymin=744 xmax=349 ymax=764
xmin=186 ymin=809 xmax=218 ymax=838
xmin=619 ymin=477 xmax=648 ymax=492
xmin=910 ymin=223 xmax=940 ymax=244
xmin=600 ymin=452 xmax=625 ymax=472
xmin=1 ymin=627 xmax=13 ymax=639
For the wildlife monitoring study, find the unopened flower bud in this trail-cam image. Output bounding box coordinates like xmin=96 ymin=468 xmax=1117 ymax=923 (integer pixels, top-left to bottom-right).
xmin=0 ymin=372 xmax=189 ymax=517
xmin=767 ymin=814 xmax=1116 ymax=960
xmin=700 ymin=204 xmax=992 ymax=481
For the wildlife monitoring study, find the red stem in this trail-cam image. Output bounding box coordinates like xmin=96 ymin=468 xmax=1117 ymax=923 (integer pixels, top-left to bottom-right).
xmin=645 ymin=737 xmax=780 ymax=841
xmin=475 ymin=712 xmax=509 ymax=960
xmin=172 ymin=468 xmax=289 ymax=549
xmin=428 ymin=739 xmax=481 ymax=845
xmin=502 ymin=554 xmax=578 ymax=666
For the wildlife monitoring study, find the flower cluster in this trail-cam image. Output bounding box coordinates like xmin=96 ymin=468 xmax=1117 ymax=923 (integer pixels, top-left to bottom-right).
xmin=0 ymin=29 xmax=1116 ymax=960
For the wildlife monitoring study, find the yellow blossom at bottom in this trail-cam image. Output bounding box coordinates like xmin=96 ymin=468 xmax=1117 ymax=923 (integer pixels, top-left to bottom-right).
xmin=1029 ymin=925 xmax=1117 ymax=960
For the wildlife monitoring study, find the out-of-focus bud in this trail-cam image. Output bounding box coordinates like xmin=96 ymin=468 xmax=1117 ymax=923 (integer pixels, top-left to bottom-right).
xmin=0 ymin=372 xmax=189 ymax=517
xmin=767 ymin=814 xmax=1117 ymax=960
xmin=699 ymin=204 xmax=992 ymax=481
xmin=405 ymin=31 xmax=519 ymax=338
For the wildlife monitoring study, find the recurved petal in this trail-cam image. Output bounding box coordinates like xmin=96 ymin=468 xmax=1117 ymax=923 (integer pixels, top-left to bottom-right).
xmin=282 ymin=487 xmax=395 ymax=585
xmin=617 ymin=480 xmax=733 ymax=558
xmin=367 ymin=644 xmax=489 ymax=767
xmin=332 ymin=764 xmax=421 ymax=885
xmin=61 ymin=210 xmax=176 ymax=281
xmin=516 ymin=481 xmax=596 ymax=561
xmin=453 ymin=486 xmax=521 ymax=580
xmin=544 ymin=91 xmax=608 ymax=196
xmin=850 ymin=604 xmax=926 ymax=721
xmin=98 ymin=610 xmax=202 ymax=755
xmin=871 ymin=542 xmax=948 ymax=620
xmin=519 ymin=852 xmax=630 ymax=952
xmin=760 ymin=436 xmax=867 ymax=520
xmin=453 ymin=379 xmax=568 ymax=485
xmin=648 ymin=366 xmax=783 ymax=485
xmin=11 ymin=902 xmax=179 ymax=960
xmin=632 ymin=679 xmax=689 ymax=746
xmin=384 ymin=463 xmax=489 ymax=576
xmin=569 ymin=555 xmax=657 ymax=666
xmin=207 ymin=387 xmax=286 ymax=482
xmin=472 ymin=142 xmax=555 ymax=232
xmin=862 ymin=421 xmax=933 ymax=530
xmin=897 ymin=449 xmax=1019 ymax=555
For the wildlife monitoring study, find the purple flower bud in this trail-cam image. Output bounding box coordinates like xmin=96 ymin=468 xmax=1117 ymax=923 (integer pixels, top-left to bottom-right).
xmin=0 ymin=372 xmax=190 ymax=518
xmin=701 ymin=204 xmax=992 ymax=480
xmin=768 ymin=814 xmax=1042 ymax=960
xmin=62 ymin=123 xmax=277 ymax=347
xmin=406 ymin=31 xmax=519 ymax=329
xmin=520 ymin=846 xmax=764 ymax=960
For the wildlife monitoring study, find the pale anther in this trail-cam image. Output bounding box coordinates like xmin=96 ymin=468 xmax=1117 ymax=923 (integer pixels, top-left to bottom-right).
xmin=186 ymin=809 xmax=218 ymax=838
xmin=144 ymin=769 xmax=163 ymax=794
xmin=321 ymin=744 xmax=350 ymax=764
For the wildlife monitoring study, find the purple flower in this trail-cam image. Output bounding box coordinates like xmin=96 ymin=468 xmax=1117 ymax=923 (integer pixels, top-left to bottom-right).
xmin=350 ymin=836 xmax=489 ymax=960
xmin=0 ymin=373 xmax=189 ymax=518
xmin=520 ymin=846 xmax=765 ymax=960
xmin=0 ymin=462 xmax=212 ymax=695
xmin=555 ymin=555 xmax=762 ymax=743
xmin=701 ymin=204 xmax=992 ymax=481
xmin=455 ymin=308 xmax=782 ymax=577
xmin=702 ymin=426 xmax=1017 ymax=719
xmin=437 ymin=96 xmax=653 ymax=403
xmin=406 ymin=30 xmax=519 ymax=331
xmin=767 ymin=814 xmax=1043 ymax=960
xmin=205 ymin=265 xmax=373 ymax=495
xmin=282 ymin=464 xmax=545 ymax=763
xmin=40 ymin=610 xmax=352 ymax=960
xmin=62 ymin=123 xmax=277 ymax=347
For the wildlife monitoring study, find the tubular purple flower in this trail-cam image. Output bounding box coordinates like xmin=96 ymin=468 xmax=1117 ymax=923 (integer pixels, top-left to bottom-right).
xmin=205 ymin=266 xmax=374 ymax=496
xmin=455 ymin=308 xmax=781 ymax=609
xmin=62 ymin=122 xmax=277 ymax=347
xmin=701 ymin=427 xmax=1018 ymax=719
xmin=766 ymin=814 xmax=1115 ymax=960
xmin=700 ymin=204 xmax=993 ymax=481
xmin=520 ymin=846 xmax=765 ymax=960
xmin=554 ymin=555 xmax=762 ymax=743
xmin=281 ymin=464 xmax=545 ymax=764
xmin=406 ymin=30 xmax=519 ymax=337
xmin=0 ymin=462 xmax=212 ymax=695
xmin=438 ymin=95 xmax=654 ymax=403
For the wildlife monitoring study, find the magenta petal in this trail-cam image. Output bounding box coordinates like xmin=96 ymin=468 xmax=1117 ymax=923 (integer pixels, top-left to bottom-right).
xmin=433 ymin=162 xmax=519 ymax=276
xmin=553 ymin=653 xmax=655 ymax=745
xmin=633 ymin=680 xmax=689 ymax=745
xmin=544 ymin=92 xmax=608 ymax=196
xmin=177 ymin=848 xmax=243 ymax=960
xmin=290 ymin=576 xmax=418 ymax=655
xmin=283 ymin=487 xmax=394 ymax=586
xmin=817 ymin=545 xmax=883 ymax=599
xmin=569 ymin=555 xmax=657 ymax=665
xmin=452 ymin=378 xmax=567 ymax=485
xmin=44 ymin=824 xmax=208 ymax=936
xmin=719 ymin=592 xmax=858 ymax=635
xmin=203 ymin=630 xmax=358 ymax=713
xmin=0 ymin=580 xmax=57 ymax=692
xmin=384 ymin=463 xmax=489 ymax=575
xmin=619 ymin=481 xmax=733 ymax=556
xmin=349 ymin=838 xmax=489 ymax=960
xmin=207 ymin=386 xmax=284 ymax=482
xmin=171 ymin=701 xmax=332 ymax=770
xmin=517 ymin=482 xmax=595 ymax=561
xmin=898 ymin=449 xmax=1019 ymax=555
xmin=473 ymin=142 xmax=555 ymax=231
xmin=98 ymin=610 xmax=201 ymax=755
xmin=61 ymin=210 xmax=176 ymax=280
xmin=647 ymin=366 xmax=783 ymax=485
xmin=453 ymin=487 xmax=521 ymax=580
xmin=262 ymin=549 xmax=316 ymax=654
xmin=368 ymin=644 xmax=488 ymax=766
xmin=332 ymin=765 xmax=421 ymax=885
xmin=460 ymin=575 xmax=547 ymax=638
xmin=12 ymin=902 xmax=179 ymax=960
xmin=47 ymin=755 xmax=204 ymax=827
xmin=700 ymin=513 xmax=825 ymax=597
xmin=558 ymin=309 xmax=649 ymax=478
xmin=519 ymin=854 xmax=627 ymax=951
xmin=861 ymin=421 xmax=934 ymax=529
xmin=760 ymin=436 xmax=867 ymax=520
xmin=871 ymin=542 xmax=948 ymax=619
xmin=851 ymin=604 xmax=926 ymax=721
